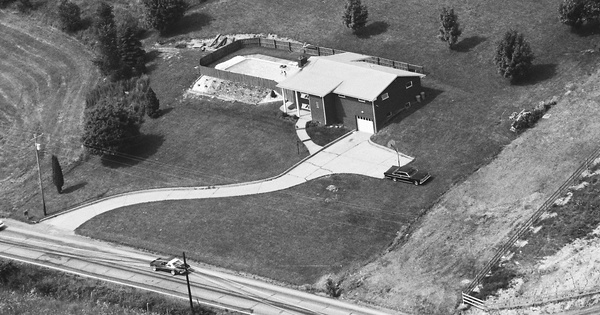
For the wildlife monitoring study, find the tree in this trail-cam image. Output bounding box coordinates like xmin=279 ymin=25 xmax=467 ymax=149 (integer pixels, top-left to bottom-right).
xmin=51 ymin=155 xmax=64 ymax=194
xmin=559 ymin=0 xmax=600 ymax=27
xmin=58 ymin=0 xmax=82 ymax=33
xmin=493 ymin=30 xmax=534 ymax=82
xmin=146 ymin=87 xmax=161 ymax=118
xmin=117 ymin=19 xmax=146 ymax=76
xmin=143 ymin=0 xmax=188 ymax=34
xmin=342 ymin=0 xmax=369 ymax=33
xmin=82 ymin=98 xmax=144 ymax=156
xmin=438 ymin=7 xmax=462 ymax=49
xmin=93 ymin=2 xmax=126 ymax=81
xmin=559 ymin=0 xmax=588 ymax=26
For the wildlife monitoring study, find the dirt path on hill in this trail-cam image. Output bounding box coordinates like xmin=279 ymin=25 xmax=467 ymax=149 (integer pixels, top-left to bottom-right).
xmin=0 ymin=12 xmax=98 ymax=214
xmin=342 ymin=63 xmax=600 ymax=314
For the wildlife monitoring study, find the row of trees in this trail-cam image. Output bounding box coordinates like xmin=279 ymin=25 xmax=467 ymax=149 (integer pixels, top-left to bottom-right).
xmin=55 ymin=2 xmax=185 ymax=157
xmin=342 ymin=0 xmax=533 ymax=82
xmin=58 ymin=0 xmax=188 ymax=35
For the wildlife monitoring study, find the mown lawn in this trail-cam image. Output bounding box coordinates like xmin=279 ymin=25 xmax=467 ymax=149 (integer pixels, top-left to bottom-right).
xmin=19 ymin=48 xmax=307 ymax=218
xmin=78 ymin=174 xmax=422 ymax=285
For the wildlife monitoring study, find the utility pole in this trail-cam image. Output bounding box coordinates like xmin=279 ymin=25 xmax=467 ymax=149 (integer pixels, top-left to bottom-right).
xmin=182 ymin=252 xmax=194 ymax=315
xmin=33 ymin=133 xmax=47 ymax=216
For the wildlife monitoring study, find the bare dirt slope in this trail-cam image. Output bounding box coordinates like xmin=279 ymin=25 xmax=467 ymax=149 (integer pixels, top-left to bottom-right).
xmin=343 ymin=62 xmax=600 ymax=314
xmin=0 ymin=11 xmax=98 ymax=213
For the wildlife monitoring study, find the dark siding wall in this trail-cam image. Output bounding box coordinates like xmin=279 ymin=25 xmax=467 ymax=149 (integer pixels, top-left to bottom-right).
xmin=331 ymin=95 xmax=374 ymax=130
xmin=308 ymin=94 xmax=326 ymax=123
xmin=373 ymin=76 xmax=422 ymax=128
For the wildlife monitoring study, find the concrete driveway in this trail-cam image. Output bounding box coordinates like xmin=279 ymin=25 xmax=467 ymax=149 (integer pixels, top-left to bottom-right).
xmin=43 ymin=131 xmax=413 ymax=230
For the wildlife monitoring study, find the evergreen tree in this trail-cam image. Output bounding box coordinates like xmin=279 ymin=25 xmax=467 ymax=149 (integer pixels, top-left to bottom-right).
xmin=143 ymin=0 xmax=188 ymax=34
xmin=51 ymin=155 xmax=64 ymax=194
xmin=342 ymin=0 xmax=369 ymax=33
xmin=93 ymin=2 xmax=125 ymax=81
xmin=58 ymin=0 xmax=82 ymax=33
xmin=146 ymin=87 xmax=161 ymax=118
xmin=493 ymin=30 xmax=535 ymax=82
xmin=118 ymin=20 xmax=146 ymax=76
xmin=438 ymin=7 xmax=462 ymax=49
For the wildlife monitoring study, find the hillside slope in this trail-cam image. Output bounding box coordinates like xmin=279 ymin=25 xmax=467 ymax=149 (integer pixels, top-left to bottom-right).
xmin=0 ymin=11 xmax=98 ymax=213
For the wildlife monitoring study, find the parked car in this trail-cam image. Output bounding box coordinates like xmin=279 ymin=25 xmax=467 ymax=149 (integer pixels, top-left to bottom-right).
xmin=150 ymin=257 xmax=191 ymax=275
xmin=0 ymin=220 xmax=4 ymax=230
xmin=384 ymin=165 xmax=431 ymax=185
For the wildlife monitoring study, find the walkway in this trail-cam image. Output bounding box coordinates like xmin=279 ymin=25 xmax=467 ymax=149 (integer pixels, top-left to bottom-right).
xmin=43 ymin=121 xmax=413 ymax=231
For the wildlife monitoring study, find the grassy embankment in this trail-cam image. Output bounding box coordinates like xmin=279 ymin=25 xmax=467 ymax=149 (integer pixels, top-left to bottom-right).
xmin=0 ymin=259 xmax=220 ymax=315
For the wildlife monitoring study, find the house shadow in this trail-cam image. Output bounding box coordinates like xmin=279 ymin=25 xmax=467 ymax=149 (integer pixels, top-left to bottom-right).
xmin=357 ymin=21 xmax=389 ymax=39
xmin=163 ymin=12 xmax=213 ymax=37
xmin=512 ymin=64 xmax=557 ymax=86
xmin=101 ymin=134 xmax=165 ymax=168
xmin=454 ymin=36 xmax=487 ymax=52
xmin=62 ymin=182 xmax=88 ymax=194
xmin=381 ymin=86 xmax=444 ymax=128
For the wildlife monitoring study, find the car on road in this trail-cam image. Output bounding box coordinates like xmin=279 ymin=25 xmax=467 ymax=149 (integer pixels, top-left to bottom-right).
xmin=0 ymin=220 xmax=5 ymax=230
xmin=384 ymin=165 xmax=431 ymax=185
xmin=150 ymin=257 xmax=191 ymax=275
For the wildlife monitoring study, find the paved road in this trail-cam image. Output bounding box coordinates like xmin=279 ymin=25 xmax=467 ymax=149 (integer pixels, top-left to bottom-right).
xmin=43 ymin=131 xmax=413 ymax=231
xmin=0 ymin=219 xmax=403 ymax=315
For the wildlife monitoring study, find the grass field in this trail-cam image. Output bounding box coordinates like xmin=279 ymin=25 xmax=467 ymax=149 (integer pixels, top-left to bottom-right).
xmin=78 ymin=174 xmax=421 ymax=285
xmin=2 ymin=0 xmax=600 ymax=314
xmin=11 ymin=48 xmax=307 ymax=218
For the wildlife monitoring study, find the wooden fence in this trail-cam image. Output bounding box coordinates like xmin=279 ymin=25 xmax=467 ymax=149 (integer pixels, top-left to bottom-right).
xmin=199 ymin=37 xmax=424 ymax=74
xmin=462 ymin=144 xmax=600 ymax=300
xmin=198 ymin=66 xmax=278 ymax=90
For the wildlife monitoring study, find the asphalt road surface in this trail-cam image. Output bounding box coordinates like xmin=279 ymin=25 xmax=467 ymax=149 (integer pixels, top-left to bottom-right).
xmin=0 ymin=219 xmax=401 ymax=315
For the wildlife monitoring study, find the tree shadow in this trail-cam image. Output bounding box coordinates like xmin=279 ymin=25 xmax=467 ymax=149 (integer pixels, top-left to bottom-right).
xmin=569 ymin=20 xmax=600 ymax=37
xmin=158 ymin=107 xmax=174 ymax=116
xmin=512 ymin=64 xmax=557 ymax=86
xmin=381 ymin=86 xmax=444 ymax=128
xmin=62 ymin=182 xmax=88 ymax=194
xmin=454 ymin=36 xmax=487 ymax=52
xmin=357 ymin=21 xmax=389 ymax=39
xmin=163 ymin=12 xmax=213 ymax=37
xmin=101 ymin=134 xmax=165 ymax=168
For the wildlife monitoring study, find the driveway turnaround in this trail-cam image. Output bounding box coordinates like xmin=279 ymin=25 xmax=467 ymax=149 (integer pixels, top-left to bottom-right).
xmin=42 ymin=131 xmax=413 ymax=231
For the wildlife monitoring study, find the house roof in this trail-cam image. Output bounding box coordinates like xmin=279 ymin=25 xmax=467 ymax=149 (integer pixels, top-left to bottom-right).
xmin=276 ymin=53 xmax=425 ymax=101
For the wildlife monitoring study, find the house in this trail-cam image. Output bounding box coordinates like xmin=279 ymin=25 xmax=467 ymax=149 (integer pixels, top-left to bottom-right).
xmin=277 ymin=52 xmax=425 ymax=134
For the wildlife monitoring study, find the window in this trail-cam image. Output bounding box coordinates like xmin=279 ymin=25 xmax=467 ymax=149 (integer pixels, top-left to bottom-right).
xmin=358 ymin=99 xmax=366 ymax=103
xmin=316 ymin=101 xmax=319 ymax=109
xmin=406 ymin=81 xmax=413 ymax=89
xmin=300 ymin=93 xmax=309 ymax=99
xmin=405 ymin=102 xmax=411 ymax=108
xmin=381 ymin=92 xmax=389 ymax=101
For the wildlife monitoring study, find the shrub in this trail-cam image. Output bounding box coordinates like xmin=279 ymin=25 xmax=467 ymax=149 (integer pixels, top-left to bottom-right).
xmin=325 ymin=277 xmax=342 ymax=298
xmin=474 ymin=265 xmax=518 ymax=299
xmin=58 ymin=0 xmax=83 ymax=33
xmin=509 ymin=99 xmax=556 ymax=132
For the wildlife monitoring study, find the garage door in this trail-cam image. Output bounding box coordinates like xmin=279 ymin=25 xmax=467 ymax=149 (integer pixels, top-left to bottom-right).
xmin=356 ymin=116 xmax=375 ymax=134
